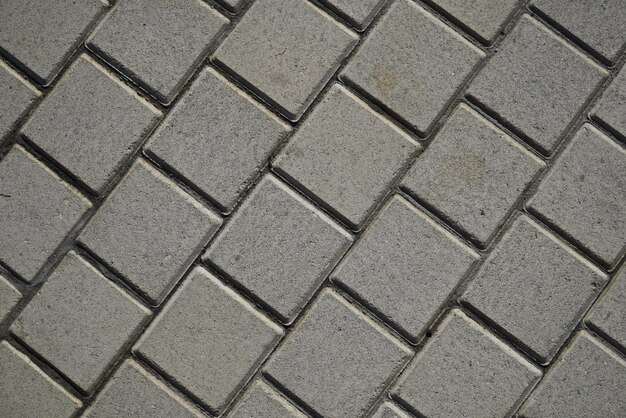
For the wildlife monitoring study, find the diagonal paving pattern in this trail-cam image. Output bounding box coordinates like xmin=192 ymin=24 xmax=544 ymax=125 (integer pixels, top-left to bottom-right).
xmin=0 ymin=0 xmax=625 ymax=417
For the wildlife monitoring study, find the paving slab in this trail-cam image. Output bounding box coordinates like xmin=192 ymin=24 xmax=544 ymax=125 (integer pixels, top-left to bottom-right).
xmin=371 ymin=401 xmax=413 ymax=418
xmin=318 ymin=0 xmax=387 ymax=31
xmin=227 ymin=379 xmax=307 ymax=418
xmin=341 ymin=0 xmax=484 ymax=135
xmin=586 ymin=267 xmax=626 ymax=352
xmin=592 ymin=65 xmax=626 ymax=141
xmin=0 ymin=60 xmax=39 ymax=143
xmin=392 ymin=309 xmax=541 ymax=418
xmin=0 ymin=274 xmax=21 ymax=324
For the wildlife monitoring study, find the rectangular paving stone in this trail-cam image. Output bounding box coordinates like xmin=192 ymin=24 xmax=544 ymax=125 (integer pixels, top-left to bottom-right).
xmin=402 ymin=104 xmax=544 ymax=246
xmin=462 ymin=215 xmax=608 ymax=364
xmin=264 ymin=288 xmax=413 ymax=418
xmin=273 ymin=84 xmax=418 ymax=229
xmin=586 ymin=267 xmax=626 ymax=352
xmin=11 ymin=251 xmax=149 ymax=393
xmin=0 ymin=60 xmax=39 ymax=143
xmin=331 ymin=195 xmax=478 ymax=342
xmin=227 ymin=379 xmax=307 ymax=418
xmin=84 ymin=359 xmax=203 ymax=418
xmin=0 ymin=274 xmax=21 ymax=324
xmin=392 ymin=309 xmax=541 ymax=418
xmin=80 ymin=158 xmax=222 ymax=305
xmin=87 ymin=0 xmax=228 ymax=104
xmin=0 ymin=145 xmax=91 ymax=282
xmin=0 ymin=341 xmax=81 ymax=418
xmin=212 ymin=0 xmax=358 ymax=121
xmin=341 ymin=0 xmax=485 ymax=135
xmin=467 ymin=15 xmax=606 ymax=156
xmin=531 ymin=0 xmax=626 ymax=63
xmin=592 ymin=65 xmax=626 ymax=141
xmin=520 ymin=331 xmax=626 ymax=417
xmin=135 ymin=266 xmax=283 ymax=415
xmin=21 ymin=54 xmax=162 ymax=195
xmin=204 ymin=174 xmax=352 ymax=323
xmin=145 ymin=67 xmax=290 ymax=213
xmin=318 ymin=0 xmax=386 ymax=31
xmin=371 ymin=401 xmax=413 ymax=418
xmin=528 ymin=123 xmax=626 ymax=268
xmin=0 ymin=0 xmax=107 ymax=85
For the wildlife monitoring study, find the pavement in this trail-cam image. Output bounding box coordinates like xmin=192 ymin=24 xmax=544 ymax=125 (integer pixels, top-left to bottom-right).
xmin=0 ymin=0 xmax=625 ymax=417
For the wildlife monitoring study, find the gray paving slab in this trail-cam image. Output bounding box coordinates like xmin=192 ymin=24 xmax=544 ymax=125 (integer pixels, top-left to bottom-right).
xmin=392 ymin=309 xmax=541 ymax=418
xmin=146 ymin=67 xmax=290 ymax=213
xmin=79 ymin=158 xmax=222 ymax=305
xmin=467 ymin=15 xmax=607 ymax=155
xmin=318 ymin=0 xmax=387 ymax=30
xmin=587 ymin=267 xmax=626 ymax=351
xmin=341 ymin=0 xmax=484 ymax=135
xmin=331 ymin=195 xmax=478 ymax=342
xmin=87 ymin=0 xmax=228 ymax=104
xmin=0 ymin=60 xmax=39 ymax=143
xmin=592 ymin=65 xmax=626 ymax=141
xmin=135 ymin=266 xmax=283 ymax=415
xmin=227 ymin=379 xmax=307 ymax=418
xmin=371 ymin=401 xmax=413 ymax=418
xmin=264 ymin=288 xmax=413 ymax=418
xmin=204 ymin=174 xmax=352 ymax=323
xmin=22 ymin=54 xmax=161 ymax=195
xmin=213 ymin=0 xmax=358 ymax=121
xmin=0 ymin=274 xmax=20 ymax=324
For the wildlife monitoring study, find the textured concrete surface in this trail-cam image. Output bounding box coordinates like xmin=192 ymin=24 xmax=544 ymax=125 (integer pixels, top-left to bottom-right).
xmin=1 ymin=0 xmax=626 ymax=416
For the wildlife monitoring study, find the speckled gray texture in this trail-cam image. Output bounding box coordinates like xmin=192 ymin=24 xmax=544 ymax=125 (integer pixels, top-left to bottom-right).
xmin=146 ymin=67 xmax=290 ymax=213
xmin=587 ymin=267 xmax=626 ymax=351
xmin=0 ymin=275 xmax=20 ymax=324
xmin=392 ymin=309 xmax=541 ymax=418
xmin=370 ymin=401 xmax=412 ymax=418
xmin=264 ymin=289 xmax=413 ymax=418
xmin=0 ymin=60 xmax=39 ymax=143
xmin=213 ymin=0 xmax=358 ymax=120
xmin=468 ymin=15 xmax=606 ymax=155
xmin=205 ymin=174 xmax=352 ymax=323
xmin=22 ymin=54 xmax=161 ymax=194
xmin=462 ymin=215 xmax=608 ymax=364
xmin=592 ymin=66 xmax=626 ymax=141
xmin=331 ymin=195 xmax=478 ymax=342
xmin=273 ymin=84 xmax=418 ymax=229
xmin=228 ymin=379 xmax=306 ymax=418
xmin=319 ymin=0 xmax=386 ymax=30
xmin=528 ymin=124 xmax=626 ymax=268
xmin=79 ymin=159 xmax=222 ymax=304
xmin=341 ymin=0 xmax=484 ymax=135
xmin=135 ymin=267 xmax=283 ymax=415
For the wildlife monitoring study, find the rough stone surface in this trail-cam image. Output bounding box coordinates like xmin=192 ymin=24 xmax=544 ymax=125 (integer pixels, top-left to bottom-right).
xmin=213 ymin=0 xmax=358 ymax=121
xmin=592 ymin=65 xmax=626 ymax=141
xmin=146 ymin=67 xmax=290 ymax=212
xmin=319 ymin=0 xmax=387 ymax=30
xmin=135 ymin=267 xmax=283 ymax=415
xmin=21 ymin=54 xmax=161 ymax=194
xmin=264 ymin=289 xmax=413 ymax=418
xmin=84 ymin=359 xmax=203 ymax=418
xmin=205 ymin=174 xmax=352 ymax=323
xmin=520 ymin=332 xmax=626 ymax=417
xmin=11 ymin=251 xmax=149 ymax=393
xmin=80 ymin=159 xmax=222 ymax=304
xmin=87 ymin=0 xmax=228 ymax=104
xmin=0 ymin=60 xmax=39 ymax=143
xmin=392 ymin=309 xmax=541 ymax=418
xmin=0 ymin=145 xmax=91 ymax=282
xmin=462 ymin=215 xmax=608 ymax=364
xmin=402 ymin=104 xmax=544 ymax=246
xmin=228 ymin=379 xmax=307 ymax=418
xmin=0 ymin=341 xmax=81 ymax=417
xmin=468 ymin=15 xmax=607 ymax=155
xmin=587 ymin=267 xmax=626 ymax=351
xmin=371 ymin=401 xmax=413 ymax=418
xmin=331 ymin=195 xmax=478 ymax=341
xmin=0 ymin=0 xmax=106 ymax=85
xmin=273 ymin=84 xmax=418 ymax=228
xmin=528 ymin=124 xmax=626 ymax=268
xmin=0 ymin=274 xmax=20 ymax=324
xmin=341 ymin=0 xmax=484 ymax=135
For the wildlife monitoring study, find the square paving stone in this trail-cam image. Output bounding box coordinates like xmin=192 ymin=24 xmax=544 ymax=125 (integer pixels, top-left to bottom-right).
xmin=204 ymin=174 xmax=352 ymax=323
xmin=0 ymin=0 xmax=107 ymax=85
xmin=135 ymin=266 xmax=283 ymax=415
xmin=22 ymin=54 xmax=161 ymax=195
xmin=392 ymin=309 xmax=541 ymax=418
xmin=531 ymin=0 xmax=626 ymax=64
xmin=318 ymin=0 xmax=387 ymax=31
xmin=592 ymin=66 xmax=626 ymax=141
xmin=462 ymin=215 xmax=608 ymax=364
xmin=528 ymin=123 xmax=626 ymax=268
xmin=0 ymin=145 xmax=91 ymax=282
xmin=402 ymin=104 xmax=544 ymax=246
xmin=212 ymin=0 xmax=358 ymax=121
xmin=145 ymin=67 xmax=290 ymax=213
xmin=341 ymin=0 xmax=485 ymax=135
xmin=371 ymin=401 xmax=412 ymax=418
xmin=273 ymin=84 xmax=418 ymax=229
xmin=0 ymin=341 xmax=81 ymax=417
xmin=87 ymin=0 xmax=228 ymax=104
xmin=0 ymin=60 xmax=39 ymax=143
xmin=467 ymin=15 xmax=606 ymax=156
xmin=587 ymin=267 xmax=626 ymax=352
xmin=0 ymin=274 xmax=21 ymax=324
xmin=264 ymin=288 xmax=413 ymax=418
xmin=84 ymin=359 xmax=203 ymax=418
xmin=228 ymin=379 xmax=306 ymax=418
xmin=80 ymin=158 xmax=222 ymax=305
xmin=331 ymin=195 xmax=478 ymax=342
xmin=520 ymin=332 xmax=626 ymax=417
xmin=11 ymin=251 xmax=150 ymax=393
